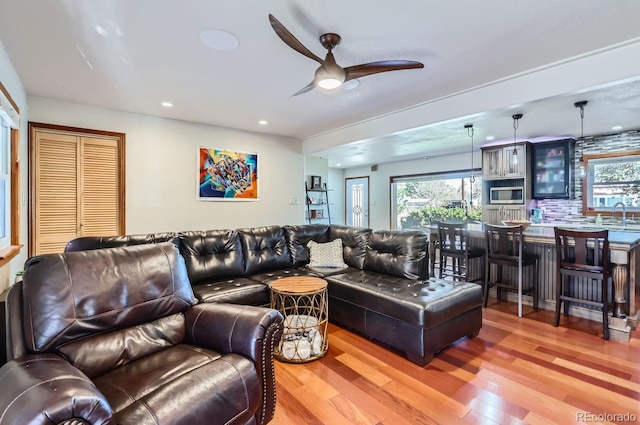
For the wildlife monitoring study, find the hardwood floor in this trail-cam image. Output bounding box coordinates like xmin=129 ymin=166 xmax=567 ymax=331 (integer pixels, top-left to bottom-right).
xmin=271 ymin=302 xmax=640 ymax=424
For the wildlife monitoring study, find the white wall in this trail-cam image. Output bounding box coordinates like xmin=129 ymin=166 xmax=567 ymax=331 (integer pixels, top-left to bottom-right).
xmin=304 ymin=156 xmax=346 ymax=225
xmin=28 ymin=97 xmax=306 ymax=233
xmin=344 ymin=151 xmax=480 ymax=230
xmin=0 ymin=44 xmax=29 ymax=291
xmin=328 ymin=167 xmax=345 ymax=225
xmin=304 ymin=156 xmax=328 ymax=189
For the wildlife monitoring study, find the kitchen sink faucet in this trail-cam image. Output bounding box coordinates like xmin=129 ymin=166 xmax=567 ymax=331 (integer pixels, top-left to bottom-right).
xmin=612 ymin=202 xmax=627 ymax=227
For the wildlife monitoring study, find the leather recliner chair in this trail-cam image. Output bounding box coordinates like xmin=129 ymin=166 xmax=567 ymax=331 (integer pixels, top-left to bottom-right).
xmin=0 ymin=242 xmax=283 ymax=425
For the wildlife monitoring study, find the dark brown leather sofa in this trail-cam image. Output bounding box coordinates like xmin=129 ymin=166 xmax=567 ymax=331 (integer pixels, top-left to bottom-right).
xmin=64 ymin=224 xmax=483 ymax=366
xmin=0 ymin=242 xmax=283 ymax=425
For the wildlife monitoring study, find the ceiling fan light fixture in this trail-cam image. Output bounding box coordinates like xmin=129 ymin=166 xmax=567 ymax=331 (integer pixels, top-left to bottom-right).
xmin=317 ymin=77 xmax=343 ymax=90
xmin=268 ymin=14 xmax=423 ymax=96
xmin=315 ymin=65 xmax=345 ymax=90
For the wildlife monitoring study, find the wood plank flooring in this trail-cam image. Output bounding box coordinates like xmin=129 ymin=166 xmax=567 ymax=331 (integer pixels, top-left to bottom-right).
xmin=272 ymin=302 xmax=640 ymax=425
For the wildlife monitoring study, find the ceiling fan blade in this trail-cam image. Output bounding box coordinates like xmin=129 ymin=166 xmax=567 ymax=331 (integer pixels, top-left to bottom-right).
xmin=291 ymin=80 xmax=316 ymax=97
xmin=344 ymin=60 xmax=424 ymax=81
xmin=269 ymin=14 xmax=324 ymax=65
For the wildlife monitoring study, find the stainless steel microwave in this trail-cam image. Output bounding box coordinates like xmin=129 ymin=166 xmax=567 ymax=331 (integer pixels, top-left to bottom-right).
xmin=489 ymin=186 xmax=524 ymax=204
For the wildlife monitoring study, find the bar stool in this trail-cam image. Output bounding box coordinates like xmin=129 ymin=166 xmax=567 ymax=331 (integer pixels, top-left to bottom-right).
xmin=554 ymin=227 xmax=611 ymax=340
xmin=435 ymin=221 xmax=484 ymax=285
xmin=484 ymin=224 xmax=539 ymax=317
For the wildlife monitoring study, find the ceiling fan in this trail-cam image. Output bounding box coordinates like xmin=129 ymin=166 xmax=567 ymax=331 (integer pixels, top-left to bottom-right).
xmin=268 ymin=14 xmax=424 ymax=96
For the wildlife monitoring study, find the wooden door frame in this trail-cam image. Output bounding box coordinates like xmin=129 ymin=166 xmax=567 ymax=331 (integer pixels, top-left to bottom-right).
xmin=28 ymin=122 xmax=126 ymax=256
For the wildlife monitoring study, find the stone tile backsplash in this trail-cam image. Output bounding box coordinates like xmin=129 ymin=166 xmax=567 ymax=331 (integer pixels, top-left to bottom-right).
xmin=535 ymin=129 xmax=640 ymax=224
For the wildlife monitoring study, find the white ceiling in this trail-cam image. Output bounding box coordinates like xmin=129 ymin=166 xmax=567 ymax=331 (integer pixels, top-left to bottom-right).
xmin=2 ymin=0 xmax=640 ymax=168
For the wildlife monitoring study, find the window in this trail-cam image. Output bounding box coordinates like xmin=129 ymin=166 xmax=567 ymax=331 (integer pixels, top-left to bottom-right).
xmin=584 ymin=152 xmax=640 ymax=213
xmin=0 ymin=79 xmax=22 ymax=266
xmin=0 ymin=115 xmax=8 ymax=248
xmin=391 ymin=170 xmax=482 ymax=230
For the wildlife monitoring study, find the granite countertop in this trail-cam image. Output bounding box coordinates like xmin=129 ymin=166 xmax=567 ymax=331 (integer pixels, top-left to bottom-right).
xmin=432 ymin=222 xmax=640 ymax=249
xmin=524 ymin=225 xmax=640 ymax=247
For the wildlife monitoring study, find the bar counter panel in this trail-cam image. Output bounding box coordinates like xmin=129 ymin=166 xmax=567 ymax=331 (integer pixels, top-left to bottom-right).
xmin=427 ymin=223 xmax=640 ymax=329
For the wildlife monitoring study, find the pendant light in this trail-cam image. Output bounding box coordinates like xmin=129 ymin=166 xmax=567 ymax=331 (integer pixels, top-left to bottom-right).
xmin=575 ymin=100 xmax=588 ymax=178
xmin=512 ymin=113 xmax=523 ymax=164
xmin=464 ymin=123 xmax=475 ymax=182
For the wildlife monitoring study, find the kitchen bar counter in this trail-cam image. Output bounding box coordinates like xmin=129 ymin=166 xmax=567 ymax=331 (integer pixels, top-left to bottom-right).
xmin=461 ymin=222 xmax=640 ymax=248
xmin=426 ymin=223 xmax=640 ymax=340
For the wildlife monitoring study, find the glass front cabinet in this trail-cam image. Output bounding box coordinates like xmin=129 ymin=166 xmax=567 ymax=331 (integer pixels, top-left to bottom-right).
xmin=532 ymin=139 xmax=573 ymax=199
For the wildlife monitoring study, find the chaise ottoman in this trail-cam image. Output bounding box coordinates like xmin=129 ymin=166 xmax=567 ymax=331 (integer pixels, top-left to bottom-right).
xmin=326 ymin=275 xmax=483 ymax=366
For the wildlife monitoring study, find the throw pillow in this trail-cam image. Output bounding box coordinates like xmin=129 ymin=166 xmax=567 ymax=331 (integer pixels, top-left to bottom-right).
xmin=307 ymin=239 xmax=348 ymax=268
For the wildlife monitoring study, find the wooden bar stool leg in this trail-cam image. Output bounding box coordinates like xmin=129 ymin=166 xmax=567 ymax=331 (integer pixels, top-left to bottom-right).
xmin=517 ymin=261 xmax=523 ymax=318
xmin=603 ymin=277 xmax=610 ymax=340
xmin=533 ymin=258 xmax=539 ymax=310
xmin=563 ymin=277 xmax=571 ymax=317
xmin=483 ymin=258 xmax=490 ymax=307
xmin=554 ymin=271 xmax=562 ymax=327
xmin=496 ymin=265 xmax=503 ymax=301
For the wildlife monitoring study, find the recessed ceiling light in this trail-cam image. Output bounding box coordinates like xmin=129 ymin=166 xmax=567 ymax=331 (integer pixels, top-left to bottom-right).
xmin=336 ymin=163 xmax=341 ymax=167
xmin=486 ymin=136 xmax=495 ymax=141
xmin=258 ymin=120 xmax=268 ymax=125
xmin=95 ymin=25 xmax=108 ymax=37
xmin=424 ymin=156 xmax=430 ymax=160
xmin=200 ymin=29 xmax=239 ymax=51
xmin=612 ymin=125 xmax=622 ymax=130
xmin=161 ymin=101 xmax=173 ymax=108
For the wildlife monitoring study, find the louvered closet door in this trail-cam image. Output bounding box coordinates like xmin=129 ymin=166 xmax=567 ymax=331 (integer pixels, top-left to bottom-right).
xmin=32 ymin=127 xmax=124 ymax=255
xmin=34 ymin=132 xmax=79 ymax=254
xmin=80 ymin=137 xmax=119 ymax=236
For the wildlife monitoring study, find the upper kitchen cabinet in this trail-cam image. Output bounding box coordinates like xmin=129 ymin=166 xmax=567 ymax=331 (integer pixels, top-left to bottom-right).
xmin=482 ymin=143 xmax=528 ymax=179
xmin=532 ymin=139 xmax=574 ymax=199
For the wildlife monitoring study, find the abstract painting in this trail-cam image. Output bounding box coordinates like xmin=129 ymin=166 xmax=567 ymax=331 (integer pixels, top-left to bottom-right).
xmin=198 ymin=147 xmax=259 ymax=200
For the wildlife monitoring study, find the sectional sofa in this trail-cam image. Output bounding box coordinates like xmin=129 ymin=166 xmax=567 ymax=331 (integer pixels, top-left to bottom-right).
xmin=65 ymin=224 xmax=483 ymax=366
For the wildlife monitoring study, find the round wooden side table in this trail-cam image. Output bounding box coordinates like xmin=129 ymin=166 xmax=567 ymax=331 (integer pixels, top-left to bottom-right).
xmin=270 ymin=276 xmax=328 ymax=363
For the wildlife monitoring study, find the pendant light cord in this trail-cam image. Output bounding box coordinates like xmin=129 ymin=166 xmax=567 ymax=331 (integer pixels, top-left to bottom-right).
xmin=512 ymin=114 xmax=523 ymax=155
xmin=466 ymin=124 xmax=475 ymax=182
xmin=575 ymin=100 xmax=588 ymax=164
xmin=580 ymin=105 xmax=585 ymax=160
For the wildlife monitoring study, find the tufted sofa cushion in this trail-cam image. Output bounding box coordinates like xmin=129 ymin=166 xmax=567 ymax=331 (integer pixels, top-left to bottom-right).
xmin=176 ymin=230 xmax=245 ymax=284
xmin=193 ymin=278 xmax=270 ymax=306
xmin=329 ymin=225 xmax=371 ymax=269
xmin=239 ymin=225 xmax=293 ymax=275
xmin=284 ymin=224 xmax=331 ymax=266
xmin=364 ymin=229 xmax=428 ymax=279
